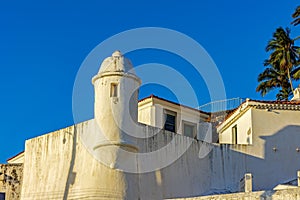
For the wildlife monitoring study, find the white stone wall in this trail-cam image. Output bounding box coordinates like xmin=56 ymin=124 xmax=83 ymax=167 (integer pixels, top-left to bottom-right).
xmin=248 ymin=108 xmax=300 ymax=190
xmin=219 ymin=108 xmax=253 ymax=145
xmin=136 ymin=128 xmax=213 ymax=199
xmin=138 ymin=99 xmax=209 ymax=138
xmin=251 ymin=108 xmax=300 ymax=158
xmin=20 ymin=115 xmax=300 ymax=199
xmin=21 ymin=120 xmax=139 ymax=200
xmin=138 ymin=104 xmax=153 ymax=125
xmin=20 ymin=120 xmax=213 ymax=200
xmin=217 ymin=107 xmax=300 ymax=191
xmin=94 ymin=74 xmax=140 ymax=145
xmin=167 ymin=187 xmax=300 ymax=200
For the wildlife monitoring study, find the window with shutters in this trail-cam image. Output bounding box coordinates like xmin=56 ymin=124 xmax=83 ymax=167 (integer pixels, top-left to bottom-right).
xmin=164 ymin=110 xmax=176 ymax=132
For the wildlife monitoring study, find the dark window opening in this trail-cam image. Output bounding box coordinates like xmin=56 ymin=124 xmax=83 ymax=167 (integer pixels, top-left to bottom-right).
xmin=110 ymin=83 xmax=118 ymax=97
xmin=0 ymin=192 xmax=5 ymax=200
xmin=164 ymin=110 xmax=176 ymax=132
xmin=232 ymin=125 xmax=237 ymax=144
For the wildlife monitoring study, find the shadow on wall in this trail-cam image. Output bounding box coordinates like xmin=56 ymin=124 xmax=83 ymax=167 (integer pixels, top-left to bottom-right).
xmin=213 ymin=125 xmax=300 ymax=193
xmin=18 ymin=122 xmax=300 ymax=200
xmin=257 ymin=125 xmax=300 ymax=189
xmin=63 ymin=125 xmax=77 ymax=200
xmin=260 ymin=190 xmax=275 ymax=200
xmin=134 ymin=124 xmax=300 ymax=198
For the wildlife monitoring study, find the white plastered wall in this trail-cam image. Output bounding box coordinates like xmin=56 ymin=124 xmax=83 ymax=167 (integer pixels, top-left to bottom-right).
xmin=219 ymin=108 xmax=253 ymax=145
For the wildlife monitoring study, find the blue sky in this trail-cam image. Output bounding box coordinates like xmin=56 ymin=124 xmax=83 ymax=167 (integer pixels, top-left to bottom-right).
xmin=0 ymin=0 xmax=299 ymax=163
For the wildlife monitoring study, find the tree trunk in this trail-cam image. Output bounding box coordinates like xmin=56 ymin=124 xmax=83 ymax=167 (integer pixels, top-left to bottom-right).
xmin=287 ymin=68 xmax=294 ymax=94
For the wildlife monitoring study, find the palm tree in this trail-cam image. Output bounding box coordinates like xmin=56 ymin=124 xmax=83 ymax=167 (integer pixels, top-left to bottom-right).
xmin=291 ymin=6 xmax=300 ymax=80
xmin=292 ymin=65 xmax=300 ymax=79
xmin=265 ymin=27 xmax=299 ymax=92
xmin=292 ymin=6 xmax=300 ymax=26
xmin=256 ymin=60 xmax=292 ymax=100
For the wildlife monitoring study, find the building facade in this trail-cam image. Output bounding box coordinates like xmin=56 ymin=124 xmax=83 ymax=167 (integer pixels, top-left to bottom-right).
xmin=1 ymin=51 xmax=300 ymax=200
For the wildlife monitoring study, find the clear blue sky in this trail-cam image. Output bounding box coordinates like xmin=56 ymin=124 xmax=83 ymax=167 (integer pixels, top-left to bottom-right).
xmin=0 ymin=0 xmax=299 ymax=163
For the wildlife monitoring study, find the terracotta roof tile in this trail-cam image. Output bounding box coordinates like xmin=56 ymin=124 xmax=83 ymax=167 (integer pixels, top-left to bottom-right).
xmin=218 ymin=99 xmax=300 ymax=128
xmin=6 ymin=151 xmax=24 ymax=162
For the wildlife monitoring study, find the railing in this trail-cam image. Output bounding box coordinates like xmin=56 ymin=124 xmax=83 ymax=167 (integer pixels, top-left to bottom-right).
xmin=197 ymin=97 xmax=246 ymax=113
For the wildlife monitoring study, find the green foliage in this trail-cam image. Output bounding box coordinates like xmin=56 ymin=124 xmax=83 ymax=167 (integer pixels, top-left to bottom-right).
xmin=292 ymin=6 xmax=300 ymax=26
xmin=257 ymin=26 xmax=300 ymax=100
xmin=265 ymin=27 xmax=299 ymax=72
xmin=256 ymin=61 xmax=292 ymax=100
xmin=256 ymin=5 xmax=300 ymax=100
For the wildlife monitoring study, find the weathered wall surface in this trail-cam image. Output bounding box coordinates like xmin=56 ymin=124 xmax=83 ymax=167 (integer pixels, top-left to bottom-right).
xmin=20 ymin=118 xmax=300 ymax=199
xmin=21 ymin=120 xmax=139 ymax=200
xmin=0 ymin=163 xmax=23 ymax=200
xmin=211 ymin=141 xmax=300 ymax=193
xmin=138 ymin=103 xmax=155 ymax=125
xmin=168 ymin=187 xmax=300 ymax=200
xmin=251 ymin=108 xmax=300 ymax=158
xmin=136 ymin=126 xmax=213 ymax=199
xmin=20 ymin=120 xmax=214 ymax=200
xmin=217 ymin=107 xmax=300 ymax=191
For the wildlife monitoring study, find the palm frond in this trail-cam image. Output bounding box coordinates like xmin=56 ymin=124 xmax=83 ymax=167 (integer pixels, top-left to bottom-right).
xmin=292 ymin=6 xmax=300 ymax=26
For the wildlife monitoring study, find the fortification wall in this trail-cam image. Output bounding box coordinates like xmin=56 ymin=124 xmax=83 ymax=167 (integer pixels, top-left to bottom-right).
xmin=0 ymin=163 xmax=23 ymax=200
xmin=168 ymin=187 xmax=300 ymax=200
xmin=20 ymin=120 xmax=213 ymax=199
xmin=20 ymin=119 xmax=300 ymax=199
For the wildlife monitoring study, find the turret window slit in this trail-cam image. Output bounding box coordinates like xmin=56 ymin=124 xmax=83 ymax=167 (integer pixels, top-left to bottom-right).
xmin=110 ymin=83 xmax=118 ymax=97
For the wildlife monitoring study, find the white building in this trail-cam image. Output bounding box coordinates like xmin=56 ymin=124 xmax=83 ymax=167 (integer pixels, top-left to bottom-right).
xmin=1 ymin=51 xmax=300 ymax=200
xmin=138 ymin=95 xmax=209 ymax=139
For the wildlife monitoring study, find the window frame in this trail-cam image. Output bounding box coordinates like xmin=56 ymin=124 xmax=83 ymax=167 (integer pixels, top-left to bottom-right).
xmin=163 ymin=109 xmax=177 ymax=133
xmin=232 ymin=125 xmax=237 ymax=144
xmin=182 ymin=121 xmax=197 ymax=139
xmin=110 ymin=83 xmax=119 ymax=97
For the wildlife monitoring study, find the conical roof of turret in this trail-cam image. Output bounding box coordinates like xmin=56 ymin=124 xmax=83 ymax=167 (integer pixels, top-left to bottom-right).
xmin=98 ymin=50 xmax=134 ymax=74
xmin=92 ymin=50 xmax=141 ymax=84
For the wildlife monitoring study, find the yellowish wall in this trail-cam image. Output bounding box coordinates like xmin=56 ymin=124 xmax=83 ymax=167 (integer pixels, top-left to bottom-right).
xmin=0 ymin=164 xmax=23 ymax=200
xmin=21 ymin=120 xmax=139 ymax=200
xmin=20 ymin=108 xmax=300 ymax=199
xmin=21 ymin=120 xmax=213 ymax=200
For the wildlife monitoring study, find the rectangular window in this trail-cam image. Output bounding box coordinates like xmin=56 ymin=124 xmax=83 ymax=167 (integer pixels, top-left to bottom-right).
xmin=183 ymin=122 xmax=197 ymax=138
xmin=0 ymin=192 xmax=5 ymax=200
xmin=164 ymin=110 xmax=176 ymax=132
xmin=110 ymin=83 xmax=118 ymax=97
xmin=232 ymin=125 xmax=237 ymax=144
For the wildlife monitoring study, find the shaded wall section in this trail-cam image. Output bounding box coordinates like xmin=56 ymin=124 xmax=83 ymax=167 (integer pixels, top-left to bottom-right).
xmin=20 ymin=119 xmax=300 ymax=199
xmin=21 ymin=120 xmax=139 ymax=200
xmin=167 ymin=187 xmax=300 ymax=200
